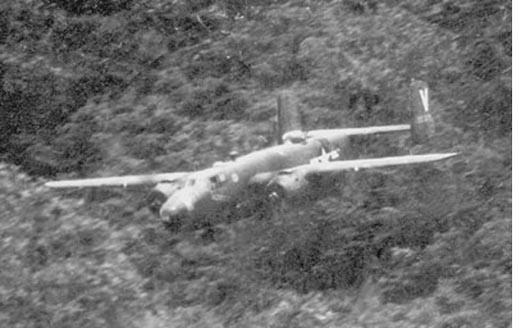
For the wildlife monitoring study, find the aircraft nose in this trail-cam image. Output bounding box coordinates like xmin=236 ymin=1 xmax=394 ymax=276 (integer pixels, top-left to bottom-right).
xmin=157 ymin=187 xmax=208 ymax=232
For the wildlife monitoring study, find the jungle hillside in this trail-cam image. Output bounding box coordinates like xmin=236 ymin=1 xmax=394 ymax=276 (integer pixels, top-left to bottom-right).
xmin=0 ymin=0 xmax=511 ymax=327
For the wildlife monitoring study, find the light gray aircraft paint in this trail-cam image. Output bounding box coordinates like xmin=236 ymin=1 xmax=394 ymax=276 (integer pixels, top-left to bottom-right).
xmin=45 ymin=80 xmax=457 ymax=231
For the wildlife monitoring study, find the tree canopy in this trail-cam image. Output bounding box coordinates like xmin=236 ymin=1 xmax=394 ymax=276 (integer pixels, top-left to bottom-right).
xmin=0 ymin=0 xmax=511 ymax=327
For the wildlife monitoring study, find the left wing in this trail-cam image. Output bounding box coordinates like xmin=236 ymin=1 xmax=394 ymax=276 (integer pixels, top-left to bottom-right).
xmin=297 ymin=152 xmax=457 ymax=175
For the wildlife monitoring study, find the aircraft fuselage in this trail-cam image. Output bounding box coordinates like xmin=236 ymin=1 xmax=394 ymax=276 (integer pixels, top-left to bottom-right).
xmin=158 ymin=134 xmax=349 ymax=227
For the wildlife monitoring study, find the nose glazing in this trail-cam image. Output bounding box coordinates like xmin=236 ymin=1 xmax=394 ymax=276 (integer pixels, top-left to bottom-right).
xmin=160 ymin=204 xmax=187 ymax=221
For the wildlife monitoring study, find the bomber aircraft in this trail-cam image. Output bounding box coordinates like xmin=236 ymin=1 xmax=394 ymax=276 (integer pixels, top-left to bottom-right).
xmin=46 ymin=80 xmax=457 ymax=231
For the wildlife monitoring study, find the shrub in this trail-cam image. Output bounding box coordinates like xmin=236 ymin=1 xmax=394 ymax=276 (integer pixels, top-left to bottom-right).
xmin=254 ymin=57 xmax=310 ymax=89
xmin=125 ymin=134 xmax=166 ymax=160
xmin=47 ymin=0 xmax=134 ymax=16
xmin=68 ymin=74 xmax=127 ymax=108
xmin=381 ymin=261 xmax=442 ymax=303
xmin=178 ymin=81 xmax=247 ymax=120
xmin=51 ymin=19 xmax=97 ymax=52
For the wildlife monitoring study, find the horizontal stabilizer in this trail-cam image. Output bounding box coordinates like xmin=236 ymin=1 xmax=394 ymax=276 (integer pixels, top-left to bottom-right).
xmin=306 ymin=124 xmax=410 ymax=139
xmin=301 ymin=153 xmax=457 ymax=174
xmin=45 ymin=172 xmax=189 ymax=188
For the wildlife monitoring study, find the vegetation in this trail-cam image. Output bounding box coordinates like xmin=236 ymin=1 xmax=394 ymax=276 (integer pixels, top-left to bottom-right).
xmin=0 ymin=0 xmax=510 ymax=327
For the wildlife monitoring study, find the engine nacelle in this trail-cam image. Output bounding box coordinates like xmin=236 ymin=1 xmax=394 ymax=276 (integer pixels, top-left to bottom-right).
xmin=267 ymin=169 xmax=310 ymax=201
xmin=266 ymin=167 xmax=345 ymax=205
xmin=146 ymin=182 xmax=183 ymax=216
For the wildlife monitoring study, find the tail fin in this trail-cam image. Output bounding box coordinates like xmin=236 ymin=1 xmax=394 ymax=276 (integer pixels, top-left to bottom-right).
xmin=409 ymin=79 xmax=435 ymax=144
xmin=275 ymin=91 xmax=303 ymax=144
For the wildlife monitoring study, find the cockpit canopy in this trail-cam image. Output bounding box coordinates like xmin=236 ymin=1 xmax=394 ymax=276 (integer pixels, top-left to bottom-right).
xmin=209 ymin=173 xmax=227 ymax=190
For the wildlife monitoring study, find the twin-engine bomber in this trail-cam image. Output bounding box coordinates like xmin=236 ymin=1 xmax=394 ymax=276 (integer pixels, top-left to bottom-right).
xmin=46 ymin=80 xmax=457 ymax=231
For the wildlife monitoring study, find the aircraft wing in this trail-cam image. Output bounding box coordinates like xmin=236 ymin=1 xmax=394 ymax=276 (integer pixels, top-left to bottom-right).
xmin=305 ymin=124 xmax=410 ymax=139
xmin=299 ymin=152 xmax=457 ymax=175
xmin=45 ymin=172 xmax=189 ymax=188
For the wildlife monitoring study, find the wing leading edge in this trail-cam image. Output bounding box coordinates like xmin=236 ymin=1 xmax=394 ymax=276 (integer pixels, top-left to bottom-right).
xmin=297 ymin=152 xmax=457 ymax=175
xmin=45 ymin=172 xmax=189 ymax=188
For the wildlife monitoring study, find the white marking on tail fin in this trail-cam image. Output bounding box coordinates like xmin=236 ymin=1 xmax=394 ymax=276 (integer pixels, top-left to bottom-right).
xmin=419 ymin=88 xmax=429 ymax=112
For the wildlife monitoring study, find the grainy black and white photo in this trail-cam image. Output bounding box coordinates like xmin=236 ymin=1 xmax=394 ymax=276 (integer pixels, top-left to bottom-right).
xmin=0 ymin=0 xmax=511 ymax=327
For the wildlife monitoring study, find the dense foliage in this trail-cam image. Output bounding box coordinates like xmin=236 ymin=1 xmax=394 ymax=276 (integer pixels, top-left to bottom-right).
xmin=0 ymin=0 xmax=511 ymax=327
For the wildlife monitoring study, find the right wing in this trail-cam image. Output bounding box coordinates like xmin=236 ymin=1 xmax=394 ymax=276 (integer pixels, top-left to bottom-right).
xmin=298 ymin=153 xmax=457 ymax=176
xmin=45 ymin=172 xmax=189 ymax=188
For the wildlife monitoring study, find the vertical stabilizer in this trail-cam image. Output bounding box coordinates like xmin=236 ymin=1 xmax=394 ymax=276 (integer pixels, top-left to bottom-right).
xmin=409 ymin=79 xmax=435 ymax=144
xmin=275 ymin=91 xmax=303 ymax=144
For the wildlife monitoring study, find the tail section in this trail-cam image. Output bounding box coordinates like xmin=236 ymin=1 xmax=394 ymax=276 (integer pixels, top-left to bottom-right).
xmin=275 ymin=91 xmax=303 ymax=144
xmin=273 ymin=81 xmax=434 ymax=145
xmin=409 ymin=79 xmax=435 ymax=144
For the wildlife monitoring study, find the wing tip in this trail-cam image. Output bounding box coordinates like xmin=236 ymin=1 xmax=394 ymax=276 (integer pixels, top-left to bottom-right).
xmin=439 ymin=152 xmax=459 ymax=159
xmin=419 ymin=152 xmax=458 ymax=162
